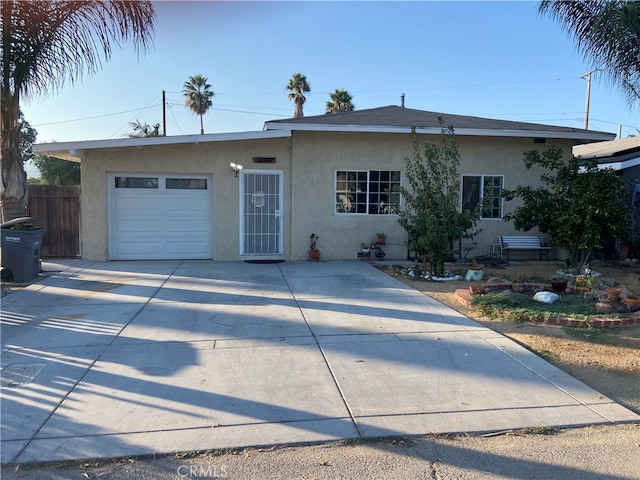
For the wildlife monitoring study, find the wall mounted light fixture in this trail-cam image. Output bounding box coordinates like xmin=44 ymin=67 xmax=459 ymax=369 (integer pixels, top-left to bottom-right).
xmin=230 ymin=162 xmax=243 ymax=177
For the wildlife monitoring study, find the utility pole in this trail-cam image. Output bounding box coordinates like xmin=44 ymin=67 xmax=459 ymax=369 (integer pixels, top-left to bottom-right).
xmin=162 ymin=90 xmax=167 ymax=136
xmin=581 ymin=69 xmax=597 ymax=129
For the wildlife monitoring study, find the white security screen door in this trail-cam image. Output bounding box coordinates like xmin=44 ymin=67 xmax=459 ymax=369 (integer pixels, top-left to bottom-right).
xmin=241 ymin=171 xmax=283 ymax=255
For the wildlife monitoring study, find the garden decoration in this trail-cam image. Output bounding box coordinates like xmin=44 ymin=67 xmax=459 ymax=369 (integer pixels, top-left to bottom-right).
xmin=308 ymin=233 xmax=320 ymax=261
xmin=574 ymin=269 xmax=595 ymax=294
xmin=465 ymin=259 xmax=484 ymax=282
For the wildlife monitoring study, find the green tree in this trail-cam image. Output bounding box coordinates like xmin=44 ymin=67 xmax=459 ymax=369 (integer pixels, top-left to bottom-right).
xmin=397 ymin=125 xmax=479 ymax=276
xmin=1 ymin=0 xmax=155 ymax=221
xmin=286 ymin=73 xmax=311 ymax=118
xmin=183 ymin=74 xmax=214 ymax=135
xmin=539 ymin=0 xmax=640 ymax=105
xmin=325 ymin=89 xmax=355 ymax=113
xmin=18 ymin=111 xmax=36 ymax=165
xmin=503 ymin=144 xmax=631 ymax=266
xmin=127 ymin=120 xmax=161 ymax=138
xmin=32 ymin=155 xmax=80 ymax=185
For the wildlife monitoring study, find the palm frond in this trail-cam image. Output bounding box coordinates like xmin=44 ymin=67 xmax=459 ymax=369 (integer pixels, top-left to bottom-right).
xmin=1 ymin=0 xmax=155 ymax=100
xmin=539 ymin=0 xmax=640 ymax=106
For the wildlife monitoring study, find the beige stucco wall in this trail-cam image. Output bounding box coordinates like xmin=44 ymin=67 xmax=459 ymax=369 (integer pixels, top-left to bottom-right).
xmin=80 ymin=137 xmax=292 ymax=261
xmin=457 ymin=135 xmax=566 ymax=259
xmin=288 ymin=131 xmax=576 ymax=261
xmin=288 ymin=131 xmax=412 ymax=261
xmin=79 ymin=130 xmax=575 ymax=262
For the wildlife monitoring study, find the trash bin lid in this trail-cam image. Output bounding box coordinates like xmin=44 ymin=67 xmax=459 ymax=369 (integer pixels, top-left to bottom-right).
xmin=0 ymin=216 xmax=44 ymax=229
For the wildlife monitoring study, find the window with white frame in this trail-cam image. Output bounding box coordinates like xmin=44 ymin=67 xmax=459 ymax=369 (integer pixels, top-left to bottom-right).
xmin=462 ymin=175 xmax=504 ymax=219
xmin=335 ymin=170 xmax=401 ymax=214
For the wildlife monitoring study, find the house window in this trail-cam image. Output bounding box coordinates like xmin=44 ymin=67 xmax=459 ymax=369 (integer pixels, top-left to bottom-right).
xmin=335 ymin=170 xmax=401 ymax=214
xmin=166 ymin=178 xmax=208 ymax=189
xmin=462 ymin=175 xmax=503 ymax=219
xmin=115 ymin=177 xmax=158 ymax=189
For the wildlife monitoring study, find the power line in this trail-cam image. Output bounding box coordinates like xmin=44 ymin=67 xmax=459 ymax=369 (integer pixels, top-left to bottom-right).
xmin=167 ymin=103 xmax=183 ymax=135
xmin=166 ymin=76 xmax=579 ymax=97
xmin=31 ymin=105 xmax=161 ymax=127
xmin=349 ymin=77 xmax=579 ymax=94
xmin=110 ymin=94 xmax=163 ymax=139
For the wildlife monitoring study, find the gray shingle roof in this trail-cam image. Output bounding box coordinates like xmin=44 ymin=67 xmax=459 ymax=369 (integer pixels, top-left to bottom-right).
xmin=265 ymin=105 xmax=614 ymax=141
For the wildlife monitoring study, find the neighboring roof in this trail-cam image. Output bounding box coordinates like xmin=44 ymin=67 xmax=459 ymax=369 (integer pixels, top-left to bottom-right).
xmin=32 ymin=130 xmax=292 ymax=162
xmin=573 ymin=136 xmax=640 ymax=159
xmin=265 ymin=105 xmax=615 ymax=142
xmin=573 ymin=136 xmax=640 ymax=172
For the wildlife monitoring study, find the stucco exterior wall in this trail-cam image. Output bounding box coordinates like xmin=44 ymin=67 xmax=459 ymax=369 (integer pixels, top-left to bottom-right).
xmin=79 ymin=130 xmax=576 ymax=262
xmin=288 ymin=131 xmax=412 ymax=261
xmin=456 ymin=135 xmax=575 ymax=259
xmin=80 ymin=137 xmax=292 ymax=261
xmin=288 ymin=131 xmax=576 ymax=261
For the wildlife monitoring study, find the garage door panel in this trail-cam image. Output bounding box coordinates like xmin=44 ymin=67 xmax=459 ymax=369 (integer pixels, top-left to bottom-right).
xmin=165 ymin=241 xmax=211 ymax=256
xmin=165 ymin=218 xmax=209 ymax=232
xmin=109 ymin=174 xmax=212 ymax=260
xmin=115 ymin=200 xmax=163 ymax=212
xmin=113 ymin=240 xmax=164 ymax=257
xmin=115 ymin=218 xmax=163 ymax=230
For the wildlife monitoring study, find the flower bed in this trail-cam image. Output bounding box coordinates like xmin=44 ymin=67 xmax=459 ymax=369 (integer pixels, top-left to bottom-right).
xmin=455 ymin=288 xmax=640 ymax=328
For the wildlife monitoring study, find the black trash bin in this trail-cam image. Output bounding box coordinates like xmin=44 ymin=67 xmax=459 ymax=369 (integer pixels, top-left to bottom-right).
xmin=1 ymin=217 xmax=45 ymax=283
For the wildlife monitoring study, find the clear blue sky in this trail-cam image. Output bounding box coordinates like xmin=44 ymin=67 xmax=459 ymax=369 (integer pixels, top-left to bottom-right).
xmin=23 ymin=0 xmax=640 ymax=146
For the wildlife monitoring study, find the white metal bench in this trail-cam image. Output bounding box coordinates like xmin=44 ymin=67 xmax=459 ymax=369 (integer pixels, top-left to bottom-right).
xmin=499 ymin=235 xmax=550 ymax=262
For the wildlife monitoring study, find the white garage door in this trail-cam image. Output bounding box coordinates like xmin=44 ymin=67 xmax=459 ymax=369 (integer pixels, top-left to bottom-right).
xmin=108 ymin=174 xmax=212 ymax=260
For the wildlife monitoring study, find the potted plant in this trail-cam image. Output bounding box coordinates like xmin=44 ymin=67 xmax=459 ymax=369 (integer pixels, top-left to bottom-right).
xmin=605 ymin=282 xmax=622 ymax=301
xmin=308 ymin=233 xmax=320 ymax=261
xmin=510 ymin=274 xmax=527 ymax=293
xmin=622 ymin=274 xmax=640 ymax=310
xmin=550 ymin=274 xmax=568 ymax=294
xmin=375 ymin=232 xmax=386 ymax=245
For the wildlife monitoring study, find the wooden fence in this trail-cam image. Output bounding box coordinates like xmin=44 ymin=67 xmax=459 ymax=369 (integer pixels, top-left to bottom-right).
xmin=27 ymin=185 xmax=81 ymax=258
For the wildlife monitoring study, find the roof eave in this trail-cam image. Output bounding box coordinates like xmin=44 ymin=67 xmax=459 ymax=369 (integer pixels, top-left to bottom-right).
xmin=598 ymin=155 xmax=640 ymax=171
xmin=264 ymin=122 xmax=614 ymax=141
xmin=32 ymin=130 xmax=292 ymax=161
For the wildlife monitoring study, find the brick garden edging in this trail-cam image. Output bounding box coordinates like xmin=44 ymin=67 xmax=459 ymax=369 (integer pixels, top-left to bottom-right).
xmin=454 ymin=288 xmax=640 ymax=328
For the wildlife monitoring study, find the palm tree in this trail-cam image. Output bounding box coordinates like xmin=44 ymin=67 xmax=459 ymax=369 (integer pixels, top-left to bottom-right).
xmin=183 ymin=75 xmax=214 ymax=135
xmin=286 ymin=73 xmax=311 ymax=118
xmin=539 ymin=0 xmax=640 ymax=106
xmin=325 ymin=89 xmax=355 ymax=113
xmin=127 ymin=120 xmax=161 ymax=138
xmin=0 ymin=0 xmax=155 ymax=221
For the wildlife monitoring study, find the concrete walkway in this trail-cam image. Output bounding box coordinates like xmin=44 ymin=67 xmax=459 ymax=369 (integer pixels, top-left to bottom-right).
xmin=1 ymin=260 xmax=637 ymax=464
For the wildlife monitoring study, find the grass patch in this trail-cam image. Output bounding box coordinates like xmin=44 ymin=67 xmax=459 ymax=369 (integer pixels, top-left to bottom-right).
xmin=563 ymin=325 xmax=621 ymax=344
xmin=528 ymin=347 xmax=557 ymax=362
xmin=470 ymin=292 xmax=621 ymax=322
xmin=517 ymin=426 xmax=558 ymax=435
xmin=339 ymin=436 xmax=413 ymax=447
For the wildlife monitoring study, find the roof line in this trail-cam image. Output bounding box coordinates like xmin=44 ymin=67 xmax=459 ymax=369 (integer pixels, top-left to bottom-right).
xmin=33 ymin=130 xmax=292 ymax=161
xmin=264 ymin=122 xmax=614 ymax=141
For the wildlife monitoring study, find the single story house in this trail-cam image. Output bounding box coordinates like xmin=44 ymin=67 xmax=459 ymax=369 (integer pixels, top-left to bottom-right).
xmin=34 ymin=105 xmax=614 ymax=262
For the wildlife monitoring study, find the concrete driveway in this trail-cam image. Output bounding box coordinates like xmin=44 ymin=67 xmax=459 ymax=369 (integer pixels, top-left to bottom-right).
xmin=1 ymin=260 xmax=638 ymax=464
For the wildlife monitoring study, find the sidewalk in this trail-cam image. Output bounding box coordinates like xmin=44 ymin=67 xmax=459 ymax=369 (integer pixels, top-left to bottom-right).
xmin=1 ymin=260 xmax=638 ymax=465
xmin=3 ymin=424 xmax=639 ymax=480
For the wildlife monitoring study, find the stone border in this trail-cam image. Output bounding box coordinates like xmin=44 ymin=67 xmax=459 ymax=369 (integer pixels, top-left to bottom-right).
xmin=454 ymin=288 xmax=640 ymax=328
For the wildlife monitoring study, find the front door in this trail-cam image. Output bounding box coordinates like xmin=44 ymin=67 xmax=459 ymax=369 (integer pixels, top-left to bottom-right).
xmin=240 ymin=171 xmax=283 ymax=256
